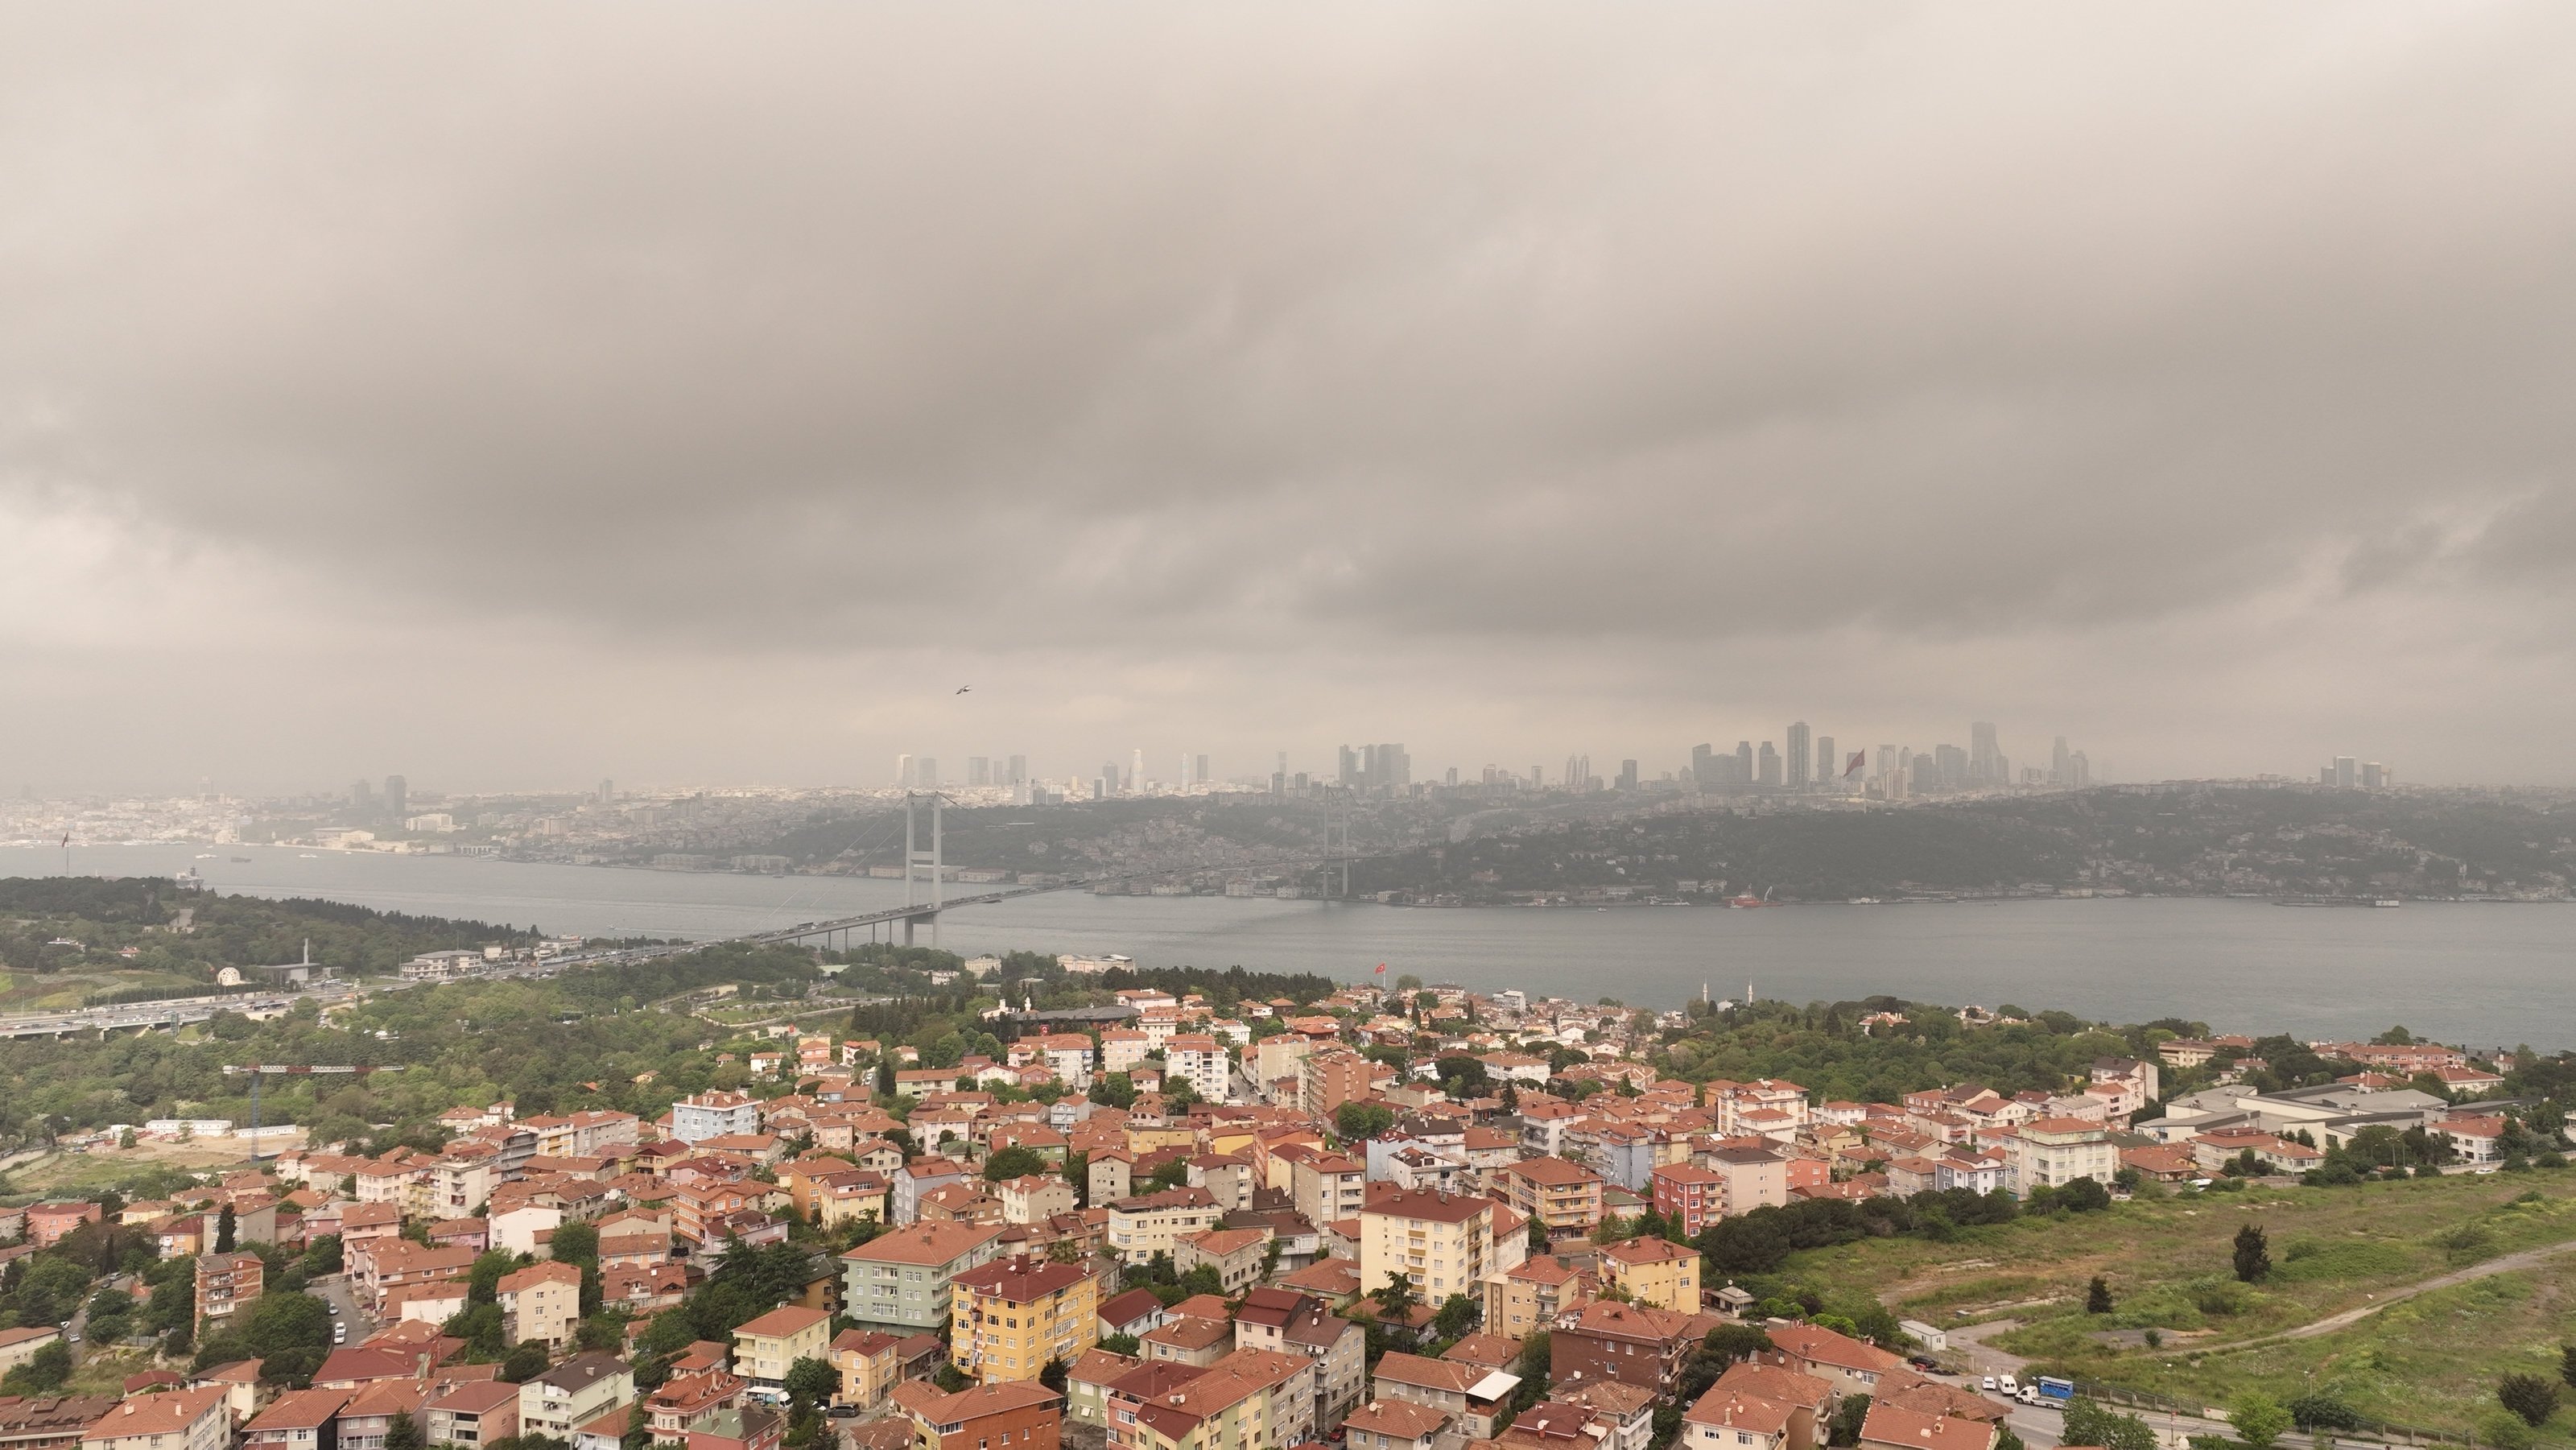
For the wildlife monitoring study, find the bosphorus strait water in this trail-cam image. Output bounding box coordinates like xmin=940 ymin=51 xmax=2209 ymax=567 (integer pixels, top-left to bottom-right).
xmin=14 ymin=842 xmax=2575 ymax=1049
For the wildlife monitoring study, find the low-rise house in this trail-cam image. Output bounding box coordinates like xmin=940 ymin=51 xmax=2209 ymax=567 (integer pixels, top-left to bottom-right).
xmin=1598 ymin=1237 xmax=1699 ymax=1315
xmin=733 ymin=1307 xmax=832 ymax=1392
xmin=1856 ymin=1403 xmax=1996 ymax=1450
xmin=1757 ymin=1324 xmax=1904 ymax=1399
xmin=1369 ymin=1353 xmax=1517 ymax=1441
xmin=647 ymin=1369 xmax=745 ymax=1444
xmin=1711 ymin=1365 xmax=1830 ymax=1450
xmin=1683 ymin=1386 xmax=1794 ymax=1450
xmin=518 ymin=1353 xmax=634 ymax=1441
xmin=426 ymin=1382 xmax=522 ymax=1450
xmin=0 ymin=1395 xmax=114 ymax=1450
xmin=81 ymin=1389 xmax=233 ymax=1450
xmin=1233 ymin=1287 xmax=1366 ymax=1431
xmin=1549 ymin=1301 xmax=1711 ymax=1397
xmin=1175 ymin=1228 xmax=1271 ymax=1295
xmin=242 ymin=1388 xmax=347 ymax=1450
xmin=1066 ymin=1348 xmax=1140 ymax=1427
xmin=889 ymin=1381 xmax=1063 ymax=1450
xmin=1342 ymin=1398 xmax=1456 ymax=1450
xmin=829 ymin=1331 xmax=903 ymax=1411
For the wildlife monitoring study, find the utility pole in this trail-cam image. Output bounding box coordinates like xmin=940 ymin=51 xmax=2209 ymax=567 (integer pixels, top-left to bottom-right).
xmin=222 ymin=1064 xmax=404 ymax=1159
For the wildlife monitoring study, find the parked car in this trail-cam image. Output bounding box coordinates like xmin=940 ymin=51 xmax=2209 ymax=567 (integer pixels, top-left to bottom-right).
xmin=1981 ymin=1377 xmax=1997 ymax=1391
xmin=828 ymin=1407 xmax=859 ymax=1419
xmin=1908 ymin=1356 xmax=1941 ymax=1372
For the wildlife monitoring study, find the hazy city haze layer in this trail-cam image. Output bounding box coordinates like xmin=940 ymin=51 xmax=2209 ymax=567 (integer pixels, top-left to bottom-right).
xmin=6 ymin=5 xmax=2576 ymax=791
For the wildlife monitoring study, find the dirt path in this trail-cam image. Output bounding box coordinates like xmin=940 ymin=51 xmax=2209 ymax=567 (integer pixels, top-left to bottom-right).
xmin=2211 ymin=1236 xmax=2576 ymax=1354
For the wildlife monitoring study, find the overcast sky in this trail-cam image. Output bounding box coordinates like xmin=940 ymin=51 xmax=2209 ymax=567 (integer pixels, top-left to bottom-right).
xmin=6 ymin=4 xmax=2576 ymax=796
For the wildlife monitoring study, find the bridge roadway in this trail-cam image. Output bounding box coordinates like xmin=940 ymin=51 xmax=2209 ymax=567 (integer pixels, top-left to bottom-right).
xmin=0 ymin=854 xmax=1365 ymax=1035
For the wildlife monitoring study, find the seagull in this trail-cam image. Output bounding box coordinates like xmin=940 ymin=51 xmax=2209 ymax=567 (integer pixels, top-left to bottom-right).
xmin=955 ymin=686 xmax=972 ymax=694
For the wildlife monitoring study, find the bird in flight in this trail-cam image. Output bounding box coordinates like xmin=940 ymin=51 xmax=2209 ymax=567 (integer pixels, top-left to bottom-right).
xmin=955 ymin=686 xmax=971 ymax=694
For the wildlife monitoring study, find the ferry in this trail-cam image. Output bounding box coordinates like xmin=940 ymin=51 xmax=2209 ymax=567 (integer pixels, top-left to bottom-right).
xmin=1727 ymin=889 xmax=1781 ymax=908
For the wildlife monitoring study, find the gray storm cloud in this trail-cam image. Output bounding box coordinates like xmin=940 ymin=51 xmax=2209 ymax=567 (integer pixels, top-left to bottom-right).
xmin=3 ymin=3 xmax=2575 ymax=791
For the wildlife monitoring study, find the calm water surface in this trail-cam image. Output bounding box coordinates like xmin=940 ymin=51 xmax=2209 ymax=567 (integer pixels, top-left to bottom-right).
xmin=14 ymin=843 xmax=2575 ymax=1049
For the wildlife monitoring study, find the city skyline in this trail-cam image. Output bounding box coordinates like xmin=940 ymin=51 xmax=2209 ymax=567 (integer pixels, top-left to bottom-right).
xmin=7 ymin=9 xmax=2576 ymax=794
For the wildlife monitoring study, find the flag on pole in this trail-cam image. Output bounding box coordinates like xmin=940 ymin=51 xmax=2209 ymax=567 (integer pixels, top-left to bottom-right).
xmin=60 ymin=832 xmax=69 ymax=847
xmin=1373 ymin=963 xmax=1386 ymax=977
xmin=1843 ymin=751 xmax=1866 ymax=780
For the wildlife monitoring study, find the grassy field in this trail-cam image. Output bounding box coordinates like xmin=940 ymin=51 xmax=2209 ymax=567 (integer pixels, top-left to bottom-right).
xmin=6 ymin=1138 xmax=279 ymax=1194
xmin=1776 ymin=1171 xmax=2576 ymax=1436
xmin=0 ymin=967 xmax=209 ymax=1013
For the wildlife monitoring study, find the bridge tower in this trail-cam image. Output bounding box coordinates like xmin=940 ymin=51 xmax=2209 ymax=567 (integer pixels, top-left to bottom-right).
xmin=905 ymin=792 xmax=944 ymax=946
xmin=1326 ymin=791 xmax=1352 ymax=899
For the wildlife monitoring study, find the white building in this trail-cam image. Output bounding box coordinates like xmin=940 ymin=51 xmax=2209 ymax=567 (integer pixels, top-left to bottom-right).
xmin=671 ymin=1090 xmax=761 ymax=1144
xmin=1166 ymin=1035 xmax=1232 ymax=1104
xmin=2008 ymin=1117 xmax=2116 ymax=1194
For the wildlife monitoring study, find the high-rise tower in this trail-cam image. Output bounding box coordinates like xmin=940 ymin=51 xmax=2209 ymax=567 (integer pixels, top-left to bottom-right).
xmin=1785 ymin=723 xmax=1810 ymax=791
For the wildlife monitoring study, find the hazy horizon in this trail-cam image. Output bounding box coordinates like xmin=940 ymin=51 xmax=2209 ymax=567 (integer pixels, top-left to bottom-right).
xmin=9 ymin=6 xmax=2576 ymax=795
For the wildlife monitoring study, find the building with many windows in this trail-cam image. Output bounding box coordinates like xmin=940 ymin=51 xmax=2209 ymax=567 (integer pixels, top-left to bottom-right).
xmin=950 ymin=1257 xmax=1100 ymax=1386
xmin=840 ymin=1223 xmax=1005 ymax=1337
xmin=1357 ymin=1185 xmax=1492 ymax=1302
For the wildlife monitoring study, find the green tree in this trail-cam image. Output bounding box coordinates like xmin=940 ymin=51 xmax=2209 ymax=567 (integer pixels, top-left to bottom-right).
xmin=2233 ymin=1222 xmax=2271 ymax=1283
xmin=2086 ymin=1276 xmax=2114 ymax=1314
xmin=2062 ymin=1400 xmax=2158 ymax=1450
xmin=502 ymin=1341 xmax=551 ymax=1382
xmin=1827 ymin=1395 xmax=1870 ymax=1448
xmin=1039 ymin=1357 xmax=1069 ymax=1394
xmin=2227 ymin=1392 xmax=2292 ymax=1449
xmin=382 ymin=1411 xmax=426 ymax=1450
xmin=1373 ymin=1270 xmax=1420 ymax=1323
xmin=0 ymin=1341 xmax=72 ymax=1394
xmin=2561 ymin=1343 xmax=2576 ymax=1389
xmin=1434 ymin=1294 xmax=1480 ymax=1340
xmin=1335 ymin=1101 xmax=1395 ymax=1142
xmin=782 ymin=1357 xmax=837 ymax=1411
xmin=215 ymin=1204 xmax=238 ymax=1254
xmin=1100 ymin=1332 xmax=1140 ymax=1357
xmin=2500 ymin=1374 xmax=2562 ymax=1429
xmin=983 ymin=1146 xmax=1046 ymax=1182
xmin=550 ymin=1222 xmax=600 ymax=1266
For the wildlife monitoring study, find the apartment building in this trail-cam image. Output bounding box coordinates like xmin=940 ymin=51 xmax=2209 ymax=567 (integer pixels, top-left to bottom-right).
xmin=840 ymin=1222 xmax=1005 ymax=1337
xmin=950 ymin=1257 xmax=1100 ymax=1385
xmin=1492 ymin=1158 xmax=1603 ymax=1240
xmin=2008 ymin=1118 xmax=2116 ymax=1194
xmin=1232 ymin=1289 xmax=1366 ymax=1432
xmin=1106 ymin=1188 xmax=1222 ymax=1266
xmin=671 ymin=1092 xmax=762 ymax=1145
xmin=732 ymin=1307 xmax=832 ymax=1392
xmin=242 ymin=1389 xmax=347 ymax=1450
xmin=1281 ymin=1146 xmax=1368 ymax=1230
xmin=196 ymin=1250 xmax=265 ymax=1324
xmin=497 ymin=1262 xmax=584 ymax=1352
xmin=1298 ymin=1050 xmax=1372 ymax=1120
xmin=645 ymin=1370 xmax=745 ymax=1445
xmin=518 ymin=1354 xmax=634 ymax=1441
xmin=1357 ymin=1185 xmax=1492 ymax=1301
xmin=829 ymin=1331 xmax=905 ymax=1411
xmin=425 ymin=1382 xmax=521 ymax=1450
xmin=1368 ymin=1353 xmax=1515 ymax=1441
xmin=1598 ymin=1237 xmax=1699 ymax=1315
xmin=1165 ymin=1036 xmax=1232 ymax=1105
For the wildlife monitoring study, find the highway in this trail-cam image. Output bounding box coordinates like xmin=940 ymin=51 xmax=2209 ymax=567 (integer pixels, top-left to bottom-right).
xmin=0 ymin=993 xmax=304 ymax=1039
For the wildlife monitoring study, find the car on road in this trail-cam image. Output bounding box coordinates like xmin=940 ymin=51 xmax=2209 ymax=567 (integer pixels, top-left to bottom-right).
xmin=1997 ymin=1376 xmax=2019 ymax=1396
xmin=1981 ymin=1377 xmax=1997 ymax=1391
xmin=827 ymin=1407 xmax=858 ymax=1419
xmin=328 ymin=1303 xmax=341 ymax=1316
xmin=1908 ymin=1356 xmax=1941 ymax=1372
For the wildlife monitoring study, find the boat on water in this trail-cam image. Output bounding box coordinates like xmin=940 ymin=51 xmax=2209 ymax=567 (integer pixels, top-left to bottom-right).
xmin=298 ymin=853 xmax=318 ymax=858
xmin=230 ymin=856 xmax=252 ymax=862
xmin=2274 ymin=894 xmax=2403 ymax=908
xmin=194 ymin=853 xmax=217 ymax=859
xmin=1727 ymin=888 xmax=1781 ymax=908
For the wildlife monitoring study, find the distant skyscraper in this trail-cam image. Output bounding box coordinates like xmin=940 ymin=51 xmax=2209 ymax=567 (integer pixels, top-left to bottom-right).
xmin=1102 ymin=760 xmax=1121 ymax=793
xmin=1445 ymin=766 xmax=1459 ymax=787
xmin=1757 ymin=742 xmax=1781 ymax=787
xmin=597 ymin=779 xmax=614 ymax=803
xmin=1735 ymin=741 xmax=1753 ymax=782
xmin=2334 ymin=756 xmax=2357 ymax=789
xmin=1934 ymin=743 xmax=1967 ymax=789
xmin=917 ymin=758 xmax=938 ymax=787
xmin=1338 ymin=746 xmax=1360 ymax=787
xmin=1785 ymin=723 xmax=1810 ymax=791
xmin=897 ymin=754 xmax=914 ymax=787
xmin=1007 ymin=755 xmax=1026 ymax=785
xmin=1617 ymin=759 xmax=1639 ymax=791
xmin=383 ymin=775 xmax=407 ymax=818
xmin=2068 ymin=751 xmax=2091 ymax=788
xmin=1131 ymin=748 xmax=1145 ymax=793
xmin=967 ymin=757 xmax=991 ymax=787
xmin=1814 ymin=737 xmax=1835 ymax=790
xmin=1971 ymin=721 xmax=2000 ymax=785
xmin=2051 ymin=737 xmax=2070 ymax=786
xmin=1690 ymin=743 xmax=1714 ymax=787
xmin=1195 ymin=754 xmax=1210 ymax=787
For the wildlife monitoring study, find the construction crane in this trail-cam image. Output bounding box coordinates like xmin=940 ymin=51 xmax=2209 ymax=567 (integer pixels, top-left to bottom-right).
xmin=221 ymin=1064 xmax=405 ymax=1159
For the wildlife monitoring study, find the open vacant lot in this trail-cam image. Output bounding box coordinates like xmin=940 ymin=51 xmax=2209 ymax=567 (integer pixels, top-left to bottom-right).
xmin=1778 ymin=1173 xmax=2576 ymax=1436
